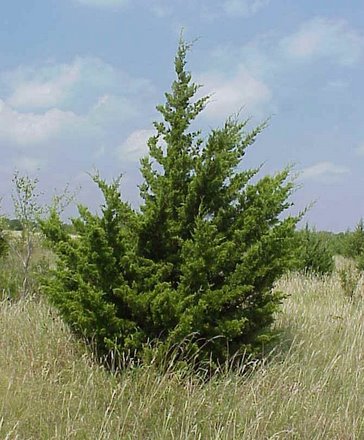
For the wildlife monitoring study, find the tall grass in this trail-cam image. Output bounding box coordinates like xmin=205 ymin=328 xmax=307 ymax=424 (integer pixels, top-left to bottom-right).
xmin=1 ymin=270 xmax=364 ymax=439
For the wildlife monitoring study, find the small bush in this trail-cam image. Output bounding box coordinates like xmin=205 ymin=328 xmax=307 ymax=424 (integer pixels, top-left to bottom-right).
xmin=295 ymin=225 xmax=334 ymax=275
xmin=347 ymin=219 xmax=364 ymax=256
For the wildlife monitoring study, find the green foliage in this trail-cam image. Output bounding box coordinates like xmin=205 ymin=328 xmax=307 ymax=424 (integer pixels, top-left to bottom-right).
xmin=346 ymin=219 xmax=364 ymax=270
xmin=348 ymin=219 xmax=364 ymax=256
xmin=302 ymin=230 xmax=351 ymax=258
xmin=3 ymin=218 xmax=23 ymax=231
xmin=295 ymin=225 xmax=334 ymax=275
xmin=41 ymin=39 xmax=299 ymax=369
xmin=0 ymin=210 xmax=11 ymax=298
xmin=325 ymin=231 xmax=352 ymax=257
xmin=41 ymin=175 xmax=144 ymax=358
xmin=0 ymin=235 xmax=7 ymax=259
xmin=0 ymin=218 xmax=8 ymax=260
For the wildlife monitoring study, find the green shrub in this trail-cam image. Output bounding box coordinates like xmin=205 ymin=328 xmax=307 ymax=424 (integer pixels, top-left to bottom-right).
xmin=41 ymin=40 xmax=299 ymax=369
xmin=0 ymin=224 xmax=7 ymax=260
xmin=310 ymin=230 xmax=352 ymax=258
xmin=348 ymin=219 xmax=364 ymax=256
xmin=295 ymin=225 xmax=334 ymax=275
xmin=345 ymin=219 xmax=364 ymax=271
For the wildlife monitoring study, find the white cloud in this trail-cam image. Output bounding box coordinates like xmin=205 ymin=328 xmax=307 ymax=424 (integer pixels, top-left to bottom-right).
xmin=74 ymin=0 xmax=129 ymax=8
xmin=118 ymin=129 xmax=155 ymax=162
xmin=223 ymin=0 xmax=270 ymax=17
xmin=7 ymin=63 xmax=80 ymax=110
xmin=198 ymin=66 xmax=272 ymax=120
xmin=301 ymin=161 xmax=349 ymax=183
xmin=0 ymin=56 xmax=156 ymax=169
xmin=88 ymin=94 xmax=138 ymax=126
xmin=1 ymin=57 xmax=154 ymax=113
xmin=280 ymin=18 xmax=364 ymax=65
xmin=147 ymin=0 xmax=270 ymax=19
xmin=0 ymin=99 xmax=79 ymax=146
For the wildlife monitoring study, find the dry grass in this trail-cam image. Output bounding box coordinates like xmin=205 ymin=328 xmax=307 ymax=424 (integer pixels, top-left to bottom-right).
xmin=1 ymin=270 xmax=364 ymax=439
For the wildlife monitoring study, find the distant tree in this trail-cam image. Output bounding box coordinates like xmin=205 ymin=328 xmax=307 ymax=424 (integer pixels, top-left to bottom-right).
xmin=295 ymin=225 xmax=334 ymax=275
xmin=4 ymin=218 xmax=23 ymax=231
xmin=347 ymin=219 xmax=364 ymax=256
xmin=321 ymin=230 xmax=352 ymax=257
xmin=347 ymin=219 xmax=364 ymax=270
xmin=41 ymin=39 xmax=299 ymax=369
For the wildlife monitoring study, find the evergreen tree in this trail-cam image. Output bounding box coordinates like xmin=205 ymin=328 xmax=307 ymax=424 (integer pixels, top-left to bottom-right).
xmin=348 ymin=219 xmax=364 ymax=256
xmin=41 ymin=39 xmax=299 ymax=369
xmin=347 ymin=219 xmax=364 ymax=270
xmin=137 ymin=39 xmax=299 ymax=364
xmin=295 ymin=225 xmax=334 ymax=275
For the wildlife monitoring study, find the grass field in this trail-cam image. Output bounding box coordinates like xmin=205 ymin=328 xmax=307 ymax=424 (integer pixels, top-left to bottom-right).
xmin=1 ymin=269 xmax=363 ymax=439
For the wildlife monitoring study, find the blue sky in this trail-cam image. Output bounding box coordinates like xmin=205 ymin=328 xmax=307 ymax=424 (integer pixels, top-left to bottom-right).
xmin=1 ymin=0 xmax=364 ymax=231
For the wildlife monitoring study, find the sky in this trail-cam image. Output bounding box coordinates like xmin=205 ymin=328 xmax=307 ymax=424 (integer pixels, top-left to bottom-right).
xmin=1 ymin=0 xmax=364 ymax=231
